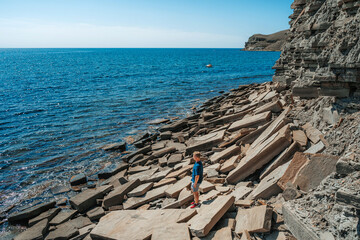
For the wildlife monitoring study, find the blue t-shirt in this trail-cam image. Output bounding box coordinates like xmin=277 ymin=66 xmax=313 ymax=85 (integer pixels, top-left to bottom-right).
xmin=192 ymin=161 xmax=203 ymax=184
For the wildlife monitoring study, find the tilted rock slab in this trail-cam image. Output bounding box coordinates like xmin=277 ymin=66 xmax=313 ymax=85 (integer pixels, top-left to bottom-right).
xmin=228 ymin=111 xmax=272 ymax=132
xmin=188 ymin=195 xmax=235 ymax=237
xmin=90 ymin=209 xmax=197 ymax=239
xmin=185 ymin=130 xmax=226 ymax=154
xmin=165 ymin=176 xmax=192 ymax=198
xmin=226 ymin=125 xmax=292 ymax=184
xmin=102 ymin=179 xmax=140 ymax=209
xmin=235 ymin=205 xmax=272 ymax=234
xmin=123 ymin=184 xmax=169 ymax=209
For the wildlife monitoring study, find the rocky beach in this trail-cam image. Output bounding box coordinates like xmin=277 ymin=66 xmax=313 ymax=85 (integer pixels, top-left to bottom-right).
xmin=2 ymin=0 xmax=360 ymax=239
xmin=3 ymin=80 xmax=360 ymax=240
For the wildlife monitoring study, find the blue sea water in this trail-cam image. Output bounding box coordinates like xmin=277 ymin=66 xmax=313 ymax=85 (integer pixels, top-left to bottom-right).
xmin=0 ymin=48 xmax=279 ymax=218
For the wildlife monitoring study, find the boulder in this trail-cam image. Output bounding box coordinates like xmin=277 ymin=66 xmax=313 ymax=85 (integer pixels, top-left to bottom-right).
xmin=102 ymin=179 xmax=141 ymax=209
xmin=227 ymin=125 xmax=292 ymax=184
xmin=292 ymin=130 xmax=308 ymax=147
xmin=90 ymin=209 xmax=196 ymax=239
xmin=69 ymin=185 xmax=112 ymax=213
xmin=235 ymin=205 xmax=272 ymax=234
xmin=188 ymin=195 xmax=235 ymax=237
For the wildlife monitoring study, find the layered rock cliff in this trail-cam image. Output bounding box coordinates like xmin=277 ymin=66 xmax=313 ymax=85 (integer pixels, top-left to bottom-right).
xmin=273 ymin=0 xmax=360 ymax=98
xmin=244 ymin=30 xmax=289 ymax=51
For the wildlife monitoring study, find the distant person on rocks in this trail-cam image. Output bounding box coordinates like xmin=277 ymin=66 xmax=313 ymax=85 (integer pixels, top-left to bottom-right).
xmin=190 ymin=151 xmax=203 ymax=208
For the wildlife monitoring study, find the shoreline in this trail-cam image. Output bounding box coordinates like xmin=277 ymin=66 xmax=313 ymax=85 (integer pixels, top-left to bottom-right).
xmin=3 ymin=81 xmax=360 ymax=239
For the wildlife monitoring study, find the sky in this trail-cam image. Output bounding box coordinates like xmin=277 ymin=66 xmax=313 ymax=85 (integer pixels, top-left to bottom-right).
xmin=0 ymin=0 xmax=293 ymax=48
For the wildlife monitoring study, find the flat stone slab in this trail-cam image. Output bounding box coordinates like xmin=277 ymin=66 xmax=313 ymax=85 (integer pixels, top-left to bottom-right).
xmin=210 ymin=145 xmax=241 ymax=164
xmin=254 ymin=100 xmax=283 ymax=114
xmin=70 ymin=185 xmax=112 ymax=213
xmin=186 ymin=130 xmax=226 ymax=154
xmin=228 ymin=111 xmax=272 ymax=132
xmin=128 ymin=165 xmax=151 ymax=174
xmin=8 ymin=201 xmax=56 ymax=223
xmin=188 ymin=195 xmax=235 ymax=237
xmin=102 ymin=179 xmax=141 ymax=209
xmin=128 ymin=167 xmax=159 ymax=182
xmin=98 ymin=163 xmax=128 ymax=179
xmin=101 ymin=142 xmax=126 ymax=151
xmin=100 ymin=169 xmax=127 ymax=187
xmin=293 ymin=130 xmax=308 ymax=147
xmin=151 ymin=223 xmax=191 ymax=240
xmin=128 ymin=182 xmax=154 ymax=197
xmin=303 ymin=123 xmax=323 ymax=144
xmin=28 ymin=208 xmax=60 ymax=226
xmin=247 ymin=161 xmax=291 ymax=200
xmin=123 ymin=185 xmax=169 ymax=209
xmin=50 ymin=209 xmax=77 ymax=225
xmin=305 ymin=141 xmax=325 ymax=154
xmin=46 ymin=216 xmax=92 ymax=240
xmin=220 ymin=155 xmax=238 ymax=173
xmin=152 ymin=147 xmax=176 ymax=158
xmin=14 ymin=219 xmax=49 ymax=240
xmin=165 ymin=176 xmax=192 ymax=198
xmin=86 ymin=207 xmax=105 ymax=221
xmin=232 ymin=186 xmax=253 ymax=200
xmin=154 ymin=177 xmax=177 ymax=188
xmin=278 ymin=153 xmax=339 ymax=191
xmin=90 ymin=209 xmax=197 ymax=240
xmin=235 ymin=205 xmax=272 ymax=234
xmin=199 ymin=190 xmax=220 ymax=202
xmin=227 ymin=125 xmax=292 ymax=184
xmin=199 ymin=180 xmax=215 ymax=194
xmin=200 ymin=227 xmax=233 ymax=240
xmin=70 ymin=173 xmax=87 ymax=186
xmin=282 ymin=202 xmax=319 ymax=240
xmin=168 ymin=154 xmax=183 ymax=167
xmin=166 ymin=165 xmax=193 ymax=179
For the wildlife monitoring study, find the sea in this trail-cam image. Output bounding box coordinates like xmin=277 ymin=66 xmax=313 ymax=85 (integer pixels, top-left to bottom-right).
xmin=0 ymin=48 xmax=279 ymax=235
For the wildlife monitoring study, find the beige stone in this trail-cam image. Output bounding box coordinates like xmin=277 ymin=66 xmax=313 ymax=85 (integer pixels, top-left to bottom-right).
xmin=186 ymin=130 xmax=226 ymax=154
xmin=153 ymin=177 xmax=177 ymax=188
xmin=210 ymin=145 xmax=241 ymax=164
xmin=128 ymin=167 xmax=159 ymax=182
xmin=235 ymin=205 xmax=272 ymax=234
xmin=199 ymin=189 xmax=220 ymax=202
xmin=151 ymin=223 xmax=191 ymax=240
xmin=127 ymin=182 xmax=153 ymax=197
xmin=235 ymin=199 xmax=253 ymax=207
xmin=15 ymin=219 xmax=49 ymax=240
xmin=102 ymin=179 xmax=140 ymax=209
xmin=278 ymin=152 xmax=339 ymax=191
xmin=240 ymin=230 xmax=252 ymax=240
xmin=166 ymin=165 xmax=193 ymax=179
xmin=260 ymin=141 xmax=300 ymax=180
xmin=90 ymin=209 xmax=197 ymax=240
xmin=232 ymin=186 xmax=253 ymax=200
xmin=220 ymin=155 xmax=239 ymax=173
xmin=303 ymin=123 xmax=323 ymax=144
xmin=123 ymin=184 xmax=169 ymax=209
xmin=227 ymin=125 xmax=292 ymax=184
xmin=201 ymin=227 xmax=233 ymax=240
xmin=165 ymin=176 xmax=192 ymax=198
xmin=128 ymin=165 xmax=150 ymax=174
xmin=70 ymin=185 xmax=112 ymax=213
xmin=254 ymin=100 xmax=283 ymax=114
xmin=188 ymin=196 xmax=235 ymax=237
xmin=228 ymin=111 xmax=272 ymax=132
xmin=293 ymin=130 xmax=308 ymax=147
xmin=199 ymin=180 xmax=216 ymax=193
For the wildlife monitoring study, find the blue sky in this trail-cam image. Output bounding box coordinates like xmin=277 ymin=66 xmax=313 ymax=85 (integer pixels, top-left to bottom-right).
xmin=0 ymin=0 xmax=293 ymax=48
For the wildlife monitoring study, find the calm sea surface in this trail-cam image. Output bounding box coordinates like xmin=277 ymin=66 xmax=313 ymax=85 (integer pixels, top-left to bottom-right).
xmin=0 ymin=48 xmax=279 ymax=230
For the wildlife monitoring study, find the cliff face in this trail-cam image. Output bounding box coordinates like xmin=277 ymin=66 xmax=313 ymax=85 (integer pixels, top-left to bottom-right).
xmin=244 ymin=30 xmax=289 ymax=51
xmin=273 ymin=0 xmax=360 ymax=98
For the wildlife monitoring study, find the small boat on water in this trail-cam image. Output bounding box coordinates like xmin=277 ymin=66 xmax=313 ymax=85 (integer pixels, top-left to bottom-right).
xmin=206 ymin=64 xmax=213 ymax=68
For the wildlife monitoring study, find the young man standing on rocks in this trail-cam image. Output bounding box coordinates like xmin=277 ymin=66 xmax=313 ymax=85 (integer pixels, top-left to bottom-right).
xmin=191 ymin=151 xmax=203 ymax=208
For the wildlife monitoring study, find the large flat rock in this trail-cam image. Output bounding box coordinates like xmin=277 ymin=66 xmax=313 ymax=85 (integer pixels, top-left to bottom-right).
xmin=228 ymin=111 xmax=272 ymax=132
xmin=90 ymin=209 xmax=197 ymax=239
xmin=188 ymin=195 xmax=235 ymax=237
xmin=165 ymin=176 xmax=192 ymax=198
xmin=8 ymin=201 xmax=56 ymax=223
xmin=70 ymin=185 xmax=112 ymax=213
xmin=49 ymin=209 xmax=77 ymax=225
xmin=209 ymin=145 xmax=241 ymax=164
xmin=151 ymin=223 xmax=191 ymax=240
xmin=227 ymin=125 xmax=292 ymax=184
xmin=28 ymin=208 xmax=60 ymax=227
xmin=128 ymin=182 xmax=154 ymax=197
xmin=123 ymin=185 xmax=169 ymax=209
xmin=220 ymin=155 xmax=238 ymax=173
xmin=14 ymin=219 xmax=49 ymax=240
xmin=277 ymin=152 xmax=339 ymax=191
xmin=102 ymin=179 xmax=141 ymax=209
xmin=186 ymin=130 xmax=226 ymax=154
xmin=235 ymin=205 xmax=272 ymax=234
xmin=232 ymin=186 xmax=252 ymax=200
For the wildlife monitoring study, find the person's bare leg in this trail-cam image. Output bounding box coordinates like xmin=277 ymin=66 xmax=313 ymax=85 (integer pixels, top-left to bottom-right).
xmin=194 ymin=192 xmax=199 ymax=204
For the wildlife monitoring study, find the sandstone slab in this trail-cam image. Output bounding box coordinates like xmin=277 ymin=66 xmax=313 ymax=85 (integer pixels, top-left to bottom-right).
xmin=235 ymin=205 xmax=272 ymax=234
xmin=210 ymin=145 xmax=241 ymax=164
xmin=168 ymin=154 xmax=183 ymax=167
xmin=70 ymin=185 xmax=112 ymax=213
xmin=232 ymin=186 xmax=253 ymax=200
xmin=303 ymin=123 xmax=323 ymax=144
xmin=102 ymin=179 xmax=140 ymax=209
xmin=199 ymin=180 xmax=215 ymax=194
xmin=123 ymin=184 xmax=169 ymax=209
xmin=8 ymin=201 xmax=56 ymax=223
xmin=86 ymin=207 xmax=105 ymax=221
xmin=151 ymin=223 xmax=191 ymax=240
xmin=188 ymin=195 xmax=235 ymax=237
xmin=228 ymin=111 xmax=272 ymax=132
xmin=186 ymin=130 xmax=226 ymax=154
xmin=165 ymin=176 xmax=192 ymax=198
xmin=127 ymin=182 xmax=153 ymax=197
xmin=90 ymin=209 xmax=196 ymax=239
xmin=220 ymin=155 xmax=239 ymax=173
xmin=227 ymin=125 xmax=292 ymax=184
xmin=292 ymin=130 xmax=308 ymax=147
xmin=154 ymin=177 xmax=177 ymax=188
xmin=14 ymin=219 xmax=49 ymax=240
xmin=28 ymin=208 xmax=60 ymax=227
xmin=152 ymin=147 xmax=176 ymax=158
xmin=50 ymin=209 xmax=77 ymax=225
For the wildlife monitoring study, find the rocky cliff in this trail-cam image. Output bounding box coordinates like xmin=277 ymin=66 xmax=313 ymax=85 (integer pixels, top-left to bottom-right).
xmin=273 ymin=0 xmax=360 ymax=98
xmin=244 ymin=30 xmax=289 ymax=51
